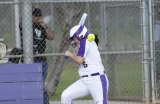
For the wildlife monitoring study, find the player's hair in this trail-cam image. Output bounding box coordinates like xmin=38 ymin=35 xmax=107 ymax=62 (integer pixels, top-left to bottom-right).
xmin=94 ymin=34 xmax=99 ymax=46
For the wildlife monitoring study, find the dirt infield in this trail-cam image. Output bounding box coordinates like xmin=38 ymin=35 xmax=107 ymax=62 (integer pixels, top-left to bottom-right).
xmin=50 ymin=100 xmax=142 ymax=104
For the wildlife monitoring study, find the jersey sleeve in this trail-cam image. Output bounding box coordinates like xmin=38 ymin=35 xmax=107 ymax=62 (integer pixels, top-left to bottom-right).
xmin=77 ymin=39 xmax=89 ymax=58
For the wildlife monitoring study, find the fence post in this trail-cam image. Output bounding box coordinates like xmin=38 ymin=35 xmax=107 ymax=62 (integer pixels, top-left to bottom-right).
xmin=148 ymin=0 xmax=155 ymax=103
xmin=141 ymin=0 xmax=150 ymax=103
xmin=14 ymin=0 xmax=21 ymax=48
xmin=22 ymin=0 xmax=33 ymax=64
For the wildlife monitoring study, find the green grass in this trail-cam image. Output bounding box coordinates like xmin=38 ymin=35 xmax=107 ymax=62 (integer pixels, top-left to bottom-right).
xmin=50 ymin=68 xmax=80 ymax=100
xmin=115 ymin=62 xmax=142 ymax=96
xmin=50 ymin=61 xmax=143 ymax=100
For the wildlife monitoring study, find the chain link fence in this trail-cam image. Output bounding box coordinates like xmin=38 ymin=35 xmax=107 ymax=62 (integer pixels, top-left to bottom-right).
xmin=0 ymin=0 xmax=159 ymax=104
xmin=154 ymin=0 xmax=160 ymax=103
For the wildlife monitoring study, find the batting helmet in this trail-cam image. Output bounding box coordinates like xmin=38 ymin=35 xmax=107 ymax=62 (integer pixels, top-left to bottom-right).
xmin=69 ymin=25 xmax=89 ymax=41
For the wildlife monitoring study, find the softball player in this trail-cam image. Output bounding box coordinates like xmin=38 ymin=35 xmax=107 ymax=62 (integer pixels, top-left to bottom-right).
xmin=61 ymin=25 xmax=109 ymax=104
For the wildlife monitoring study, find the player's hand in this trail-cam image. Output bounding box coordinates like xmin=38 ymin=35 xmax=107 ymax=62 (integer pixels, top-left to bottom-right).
xmin=65 ymin=51 xmax=72 ymax=57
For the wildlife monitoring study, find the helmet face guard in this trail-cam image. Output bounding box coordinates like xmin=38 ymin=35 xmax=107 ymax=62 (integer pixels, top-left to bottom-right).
xmin=69 ymin=25 xmax=89 ymax=41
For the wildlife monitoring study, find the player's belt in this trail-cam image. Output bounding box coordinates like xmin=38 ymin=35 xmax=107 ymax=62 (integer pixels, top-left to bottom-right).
xmin=81 ymin=71 xmax=105 ymax=78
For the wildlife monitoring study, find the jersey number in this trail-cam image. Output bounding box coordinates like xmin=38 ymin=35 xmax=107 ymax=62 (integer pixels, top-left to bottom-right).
xmin=82 ymin=61 xmax=88 ymax=68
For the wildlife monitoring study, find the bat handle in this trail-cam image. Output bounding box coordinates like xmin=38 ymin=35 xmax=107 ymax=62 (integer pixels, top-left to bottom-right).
xmin=64 ymin=56 xmax=69 ymax=59
xmin=64 ymin=45 xmax=71 ymax=59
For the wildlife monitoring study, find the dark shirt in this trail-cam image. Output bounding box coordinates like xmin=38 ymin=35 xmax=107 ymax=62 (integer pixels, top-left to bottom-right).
xmin=20 ymin=23 xmax=47 ymax=62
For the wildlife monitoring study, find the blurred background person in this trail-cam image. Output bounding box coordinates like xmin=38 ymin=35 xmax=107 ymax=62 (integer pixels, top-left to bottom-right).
xmin=19 ymin=7 xmax=54 ymax=104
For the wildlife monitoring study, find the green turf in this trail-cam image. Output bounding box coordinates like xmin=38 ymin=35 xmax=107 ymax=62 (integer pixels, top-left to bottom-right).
xmin=50 ymin=62 xmax=143 ymax=100
xmin=115 ymin=62 xmax=143 ymax=96
xmin=50 ymin=68 xmax=80 ymax=100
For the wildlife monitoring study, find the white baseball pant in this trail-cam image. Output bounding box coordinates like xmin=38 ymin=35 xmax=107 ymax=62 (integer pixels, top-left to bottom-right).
xmin=61 ymin=74 xmax=108 ymax=104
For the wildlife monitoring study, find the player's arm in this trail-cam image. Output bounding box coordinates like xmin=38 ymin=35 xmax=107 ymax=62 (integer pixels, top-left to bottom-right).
xmin=65 ymin=51 xmax=84 ymax=64
xmin=66 ymin=39 xmax=89 ymax=64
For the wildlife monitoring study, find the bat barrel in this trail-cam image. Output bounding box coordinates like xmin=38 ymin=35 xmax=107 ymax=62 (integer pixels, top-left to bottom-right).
xmin=78 ymin=13 xmax=87 ymax=25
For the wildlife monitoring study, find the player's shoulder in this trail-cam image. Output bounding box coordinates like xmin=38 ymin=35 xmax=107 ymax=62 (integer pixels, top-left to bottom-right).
xmin=86 ymin=39 xmax=96 ymax=45
xmin=85 ymin=39 xmax=98 ymax=49
xmin=80 ymin=39 xmax=96 ymax=47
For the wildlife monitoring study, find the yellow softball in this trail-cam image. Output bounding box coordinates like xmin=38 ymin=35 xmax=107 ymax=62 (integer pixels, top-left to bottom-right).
xmin=87 ymin=34 xmax=95 ymax=42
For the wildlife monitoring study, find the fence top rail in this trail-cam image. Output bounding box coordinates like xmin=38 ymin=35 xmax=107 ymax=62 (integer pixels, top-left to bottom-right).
xmin=0 ymin=0 xmax=140 ymax=4
xmin=33 ymin=0 xmax=140 ymax=2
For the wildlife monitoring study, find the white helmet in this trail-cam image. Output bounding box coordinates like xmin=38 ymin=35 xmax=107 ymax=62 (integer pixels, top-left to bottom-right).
xmin=69 ymin=25 xmax=89 ymax=41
